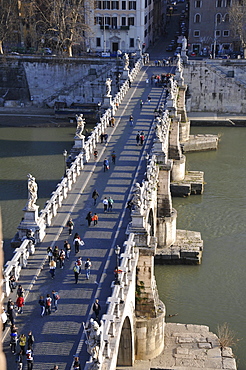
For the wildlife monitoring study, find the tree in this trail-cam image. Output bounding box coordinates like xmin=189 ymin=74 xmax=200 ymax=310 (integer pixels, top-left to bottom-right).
xmin=0 ymin=0 xmax=19 ymax=54
xmin=33 ymin=0 xmax=92 ymax=57
xmin=229 ymin=0 xmax=246 ymax=58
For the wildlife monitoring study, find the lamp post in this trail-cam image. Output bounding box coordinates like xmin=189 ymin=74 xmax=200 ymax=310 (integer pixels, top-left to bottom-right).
xmin=63 ymin=149 xmax=67 ymax=177
xmin=114 ymin=244 xmax=121 ymax=285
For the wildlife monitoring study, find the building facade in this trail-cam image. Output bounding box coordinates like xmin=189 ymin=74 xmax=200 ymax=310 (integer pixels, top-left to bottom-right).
xmin=188 ymin=0 xmax=241 ymax=57
xmin=88 ymin=0 xmax=167 ymax=54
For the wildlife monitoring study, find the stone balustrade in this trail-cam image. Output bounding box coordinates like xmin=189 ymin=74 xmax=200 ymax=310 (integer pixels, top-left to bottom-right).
xmin=2 ymin=58 xmax=143 ymax=299
xmin=85 ymin=234 xmax=138 ymax=369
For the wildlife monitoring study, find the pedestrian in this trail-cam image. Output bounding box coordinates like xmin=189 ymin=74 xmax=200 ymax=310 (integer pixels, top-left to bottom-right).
xmin=73 ymin=235 xmax=84 ymax=254
xmin=147 ymin=95 xmax=151 ymax=104
xmin=108 ymin=196 xmax=114 ymax=212
xmin=145 ymin=78 xmax=149 ymax=85
xmin=73 ymin=263 xmax=80 ymax=284
xmin=140 ymin=131 xmax=145 ymax=145
xmin=111 ymin=151 xmax=116 ymax=164
xmin=50 ymin=366 xmax=59 ymax=370
xmin=1 ymin=308 xmax=8 ymax=331
xmin=136 ymin=132 xmax=140 ymax=146
xmin=64 ymin=240 xmax=71 ymax=260
xmin=91 ymin=189 xmax=99 ymax=205
xmin=45 ymin=294 xmax=52 ymax=315
xmin=15 ymin=349 xmax=23 ymax=370
xmin=47 ymin=246 xmax=53 ymax=263
xmin=38 ymin=295 xmax=45 ymax=317
xmin=110 ymin=116 xmax=115 ymax=127
xmin=49 ymin=259 xmax=56 ymax=279
xmin=52 ymin=290 xmax=60 ymax=312
xmin=92 ymin=213 xmax=98 ymax=226
xmin=86 ymin=211 xmax=93 ymax=226
xmin=66 ymin=217 xmax=74 ymax=236
xmin=129 ymin=114 xmax=134 ymax=126
xmin=59 ymin=249 xmax=65 ymax=269
xmin=9 ymin=275 xmax=17 ymax=292
xmin=26 ymin=346 xmax=34 ymax=370
xmin=19 ymin=333 xmax=26 ymax=353
xmin=17 ymin=285 xmax=24 ymax=298
xmin=128 ymin=78 xmax=132 ymax=88
xmin=103 ymin=158 xmax=109 ymax=172
xmin=92 ymin=299 xmax=101 ymax=320
xmin=27 ymin=331 xmax=34 ymax=349
xmin=52 ymin=245 xmax=59 ymax=262
xmin=103 ymin=197 xmax=108 ymax=212
xmin=140 ymin=99 xmax=143 ymax=109
xmin=73 ymin=356 xmax=81 ymax=370
xmin=94 ymin=150 xmax=98 ymax=159
xmin=104 ymin=133 xmax=108 ymax=143
xmin=16 ymin=295 xmax=24 ymax=314
xmin=7 ymin=299 xmax=16 ymax=326
xmin=84 ymin=258 xmax=92 ymax=280
xmin=100 ymin=133 xmax=104 ymax=143
xmin=10 ymin=324 xmax=18 ymax=354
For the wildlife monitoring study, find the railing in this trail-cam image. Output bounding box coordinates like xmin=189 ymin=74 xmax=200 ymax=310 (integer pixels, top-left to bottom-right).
xmin=2 ymin=57 xmax=143 ymax=298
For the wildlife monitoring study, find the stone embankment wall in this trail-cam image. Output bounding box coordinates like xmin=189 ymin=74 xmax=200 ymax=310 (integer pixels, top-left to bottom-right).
xmin=0 ymin=56 xmax=116 ymax=107
xmin=184 ymin=60 xmax=246 ymax=113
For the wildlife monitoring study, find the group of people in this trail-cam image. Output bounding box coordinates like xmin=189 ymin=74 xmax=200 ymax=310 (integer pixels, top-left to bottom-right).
xmin=102 ymin=196 xmax=114 ymax=212
xmin=10 ymin=326 xmax=34 ymax=369
xmin=150 ymin=73 xmax=173 ymax=87
xmin=73 ymin=256 xmax=92 ymax=283
xmin=38 ymin=290 xmax=60 ymax=316
xmin=136 ymin=131 xmax=145 ymax=146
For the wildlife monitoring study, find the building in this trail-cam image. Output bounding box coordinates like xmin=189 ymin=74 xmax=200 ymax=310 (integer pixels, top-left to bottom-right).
xmin=188 ymin=0 xmax=241 ymax=57
xmin=88 ymin=0 xmax=167 ymax=54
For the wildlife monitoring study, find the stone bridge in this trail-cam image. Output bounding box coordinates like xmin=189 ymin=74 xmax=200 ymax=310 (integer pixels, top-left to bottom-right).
xmin=2 ymin=52 xmax=234 ymax=370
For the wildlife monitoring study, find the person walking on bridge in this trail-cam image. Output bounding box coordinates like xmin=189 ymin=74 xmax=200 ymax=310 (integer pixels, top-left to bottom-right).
xmin=103 ymin=158 xmax=109 ymax=172
xmin=92 ymin=189 xmax=99 ymax=206
xmin=103 ymin=197 xmax=108 ymax=212
xmin=66 ymin=218 xmax=74 ymax=236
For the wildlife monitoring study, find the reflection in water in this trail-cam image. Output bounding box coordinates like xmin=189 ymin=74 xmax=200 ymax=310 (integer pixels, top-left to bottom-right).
xmin=155 ymin=127 xmax=246 ymax=369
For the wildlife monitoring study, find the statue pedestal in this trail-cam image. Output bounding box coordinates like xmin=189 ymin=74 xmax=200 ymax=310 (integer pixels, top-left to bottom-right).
xmin=102 ymin=95 xmax=112 ymax=109
xmin=181 ymin=51 xmax=188 ymax=64
xmin=74 ymin=135 xmax=85 ymax=149
xmin=122 ymin=69 xmax=129 ymax=80
xmin=17 ymin=205 xmax=45 ymax=242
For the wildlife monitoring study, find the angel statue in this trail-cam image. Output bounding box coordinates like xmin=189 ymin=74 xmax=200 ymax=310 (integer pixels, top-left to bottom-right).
xmin=105 ymin=78 xmax=112 ymax=97
xmin=123 ymin=53 xmax=129 ymax=70
xmin=75 ymin=113 xmax=85 ymax=137
xmin=26 ymin=174 xmax=38 ymax=210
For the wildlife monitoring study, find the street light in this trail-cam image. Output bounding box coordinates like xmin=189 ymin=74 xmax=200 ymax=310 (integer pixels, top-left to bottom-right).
xmin=63 ymin=149 xmax=67 ymax=177
xmin=114 ymin=244 xmax=121 ymax=285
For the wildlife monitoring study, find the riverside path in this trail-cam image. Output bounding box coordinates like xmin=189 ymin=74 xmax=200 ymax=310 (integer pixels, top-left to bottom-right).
xmin=2 ymin=59 xmax=176 ymax=369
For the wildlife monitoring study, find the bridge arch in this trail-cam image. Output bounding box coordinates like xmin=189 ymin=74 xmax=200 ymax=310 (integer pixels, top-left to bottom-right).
xmin=117 ymin=316 xmax=133 ymax=366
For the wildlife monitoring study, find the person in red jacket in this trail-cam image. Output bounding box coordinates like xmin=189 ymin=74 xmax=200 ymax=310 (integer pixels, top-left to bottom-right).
xmin=16 ymin=295 xmax=25 ymax=314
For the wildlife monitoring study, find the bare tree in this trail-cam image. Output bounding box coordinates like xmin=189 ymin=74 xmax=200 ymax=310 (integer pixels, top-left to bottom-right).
xmin=229 ymin=0 xmax=246 ymax=58
xmin=33 ymin=0 xmax=92 ymax=56
xmin=0 ymin=0 xmax=19 ymax=54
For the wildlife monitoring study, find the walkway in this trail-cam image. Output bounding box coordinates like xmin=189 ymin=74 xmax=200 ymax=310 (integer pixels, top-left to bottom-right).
xmin=2 ymin=66 xmax=173 ymax=370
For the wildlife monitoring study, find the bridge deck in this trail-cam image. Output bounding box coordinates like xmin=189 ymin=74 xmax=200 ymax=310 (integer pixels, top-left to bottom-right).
xmin=3 ymin=63 xmax=172 ymax=370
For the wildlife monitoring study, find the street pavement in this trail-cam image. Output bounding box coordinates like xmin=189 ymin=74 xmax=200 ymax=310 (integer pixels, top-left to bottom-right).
xmin=2 ymin=5 xmax=188 ymax=370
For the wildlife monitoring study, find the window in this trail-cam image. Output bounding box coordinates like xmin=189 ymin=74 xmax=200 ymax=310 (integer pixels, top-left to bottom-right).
xmin=129 ymin=1 xmax=136 ymax=10
xmin=95 ymin=1 xmax=102 ymax=8
xmin=122 ymin=0 xmax=126 ymax=9
xmin=96 ymin=38 xmax=101 ymax=47
xmin=195 ymin=0 xmax=201 ymax=7
xmin=103 ymin=1 xmax=110 ymax=9
xmin=224 ymin=13 xmax=229 ymax=22
xmin=194 ymin=13 xmax=201 ymax=23
xmin=111 ymin=1 xmax=119 ymax=9
xmin=225 ymin=0 xmax=231 ymax=6
xmin=216 ymin=0 xmax=223 ymax=7
xmin=215 ymin=30 xmax=221 ymax=37
xmin=130 ymin=38 xmax=134 ymax=47
xmin=223 ymin=30 xmax=229 ymax=36
xmin=112 ymin=17 xmax=117 ymax=28
xmin=145 ymin=0 xmax=147 ymax=7
xmin=194 ymin=30 xmax=200 ymax=37
xmin=145 ymin=15 xmax=147 ymax=24
xmin=216 ymin=13 xmax=222 ymax=24
xmin=128 ymin=17 xmax=135 ymax=25
xmin=122 ymin=17 xmax=126 ymax=26
xmin=144 ymin=29 xmax=148 ymax=37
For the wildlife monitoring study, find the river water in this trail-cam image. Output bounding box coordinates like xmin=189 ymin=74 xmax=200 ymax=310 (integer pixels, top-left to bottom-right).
xmin=0 ymin=124 xmax=245 ymax=368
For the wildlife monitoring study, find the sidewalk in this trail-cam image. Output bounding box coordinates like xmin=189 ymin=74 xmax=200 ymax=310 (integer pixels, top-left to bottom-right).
xmin=2 ymin=62 xmax=170 ymax=370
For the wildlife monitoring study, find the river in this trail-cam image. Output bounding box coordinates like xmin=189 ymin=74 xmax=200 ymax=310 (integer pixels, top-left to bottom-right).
xmin=0 ymin=123 xmax=245 ymax=368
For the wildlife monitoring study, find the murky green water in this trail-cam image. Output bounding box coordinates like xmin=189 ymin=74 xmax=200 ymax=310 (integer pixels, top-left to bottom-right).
xmin=0 ymin=124 xmax=245 ymax=367
xmin=155 ymin=126 xmax=246 ymax=369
